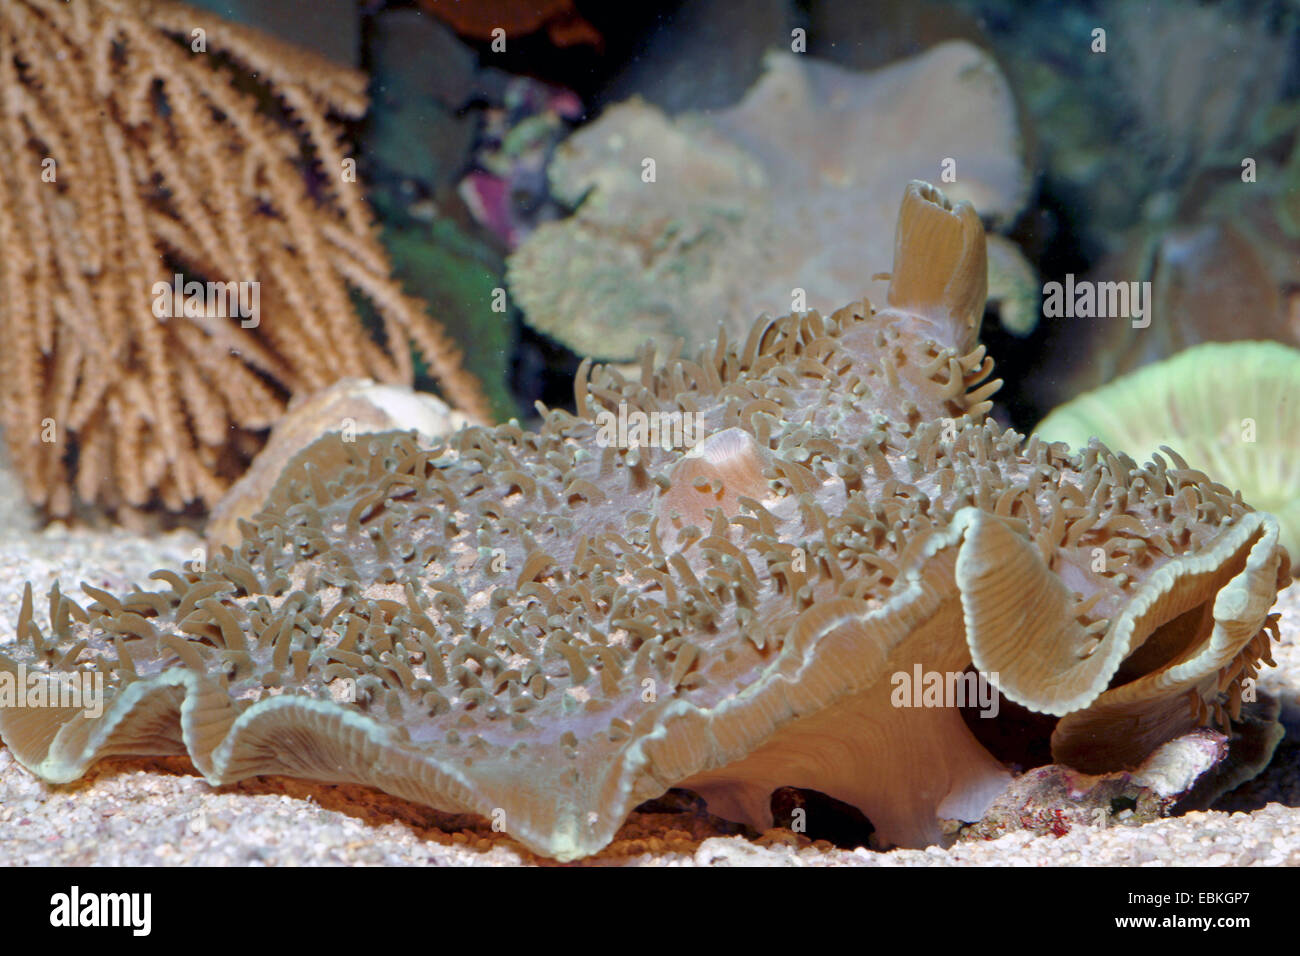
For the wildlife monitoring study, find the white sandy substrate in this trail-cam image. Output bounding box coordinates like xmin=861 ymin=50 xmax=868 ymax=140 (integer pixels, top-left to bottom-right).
xmin=1 ymin=446 xmax=1299 ymax=866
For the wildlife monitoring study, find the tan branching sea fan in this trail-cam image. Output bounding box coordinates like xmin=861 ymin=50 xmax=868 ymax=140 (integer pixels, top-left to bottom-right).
xmin=0 ymin=0 xmax=490 ymax=516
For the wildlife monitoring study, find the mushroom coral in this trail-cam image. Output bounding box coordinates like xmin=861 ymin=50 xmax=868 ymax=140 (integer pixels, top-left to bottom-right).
xmin=507 ymin=42 xmax=1030 ymax=362
xmin=1035 ymin=341 xmax=1300 ymax=573
xmin=0 ymin=184 xmax=1289 ymax=861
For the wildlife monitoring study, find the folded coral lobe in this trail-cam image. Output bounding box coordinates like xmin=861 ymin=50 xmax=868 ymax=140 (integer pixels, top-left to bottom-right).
xmin=0 ymin=183 xmax=1288 ymax=860
xmin=886 ymin=181 xmax=988 ymax=355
